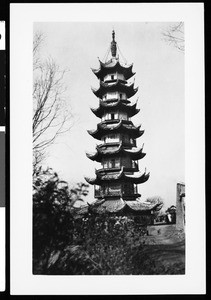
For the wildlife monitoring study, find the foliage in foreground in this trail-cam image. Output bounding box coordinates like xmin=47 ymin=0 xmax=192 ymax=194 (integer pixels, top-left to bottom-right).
xmin=33 ymin=168 xmax=185 ymax=275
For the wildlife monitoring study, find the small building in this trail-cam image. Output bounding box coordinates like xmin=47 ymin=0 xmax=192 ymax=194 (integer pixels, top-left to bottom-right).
xmin=176 ymin=182 xmax=185 ymax=230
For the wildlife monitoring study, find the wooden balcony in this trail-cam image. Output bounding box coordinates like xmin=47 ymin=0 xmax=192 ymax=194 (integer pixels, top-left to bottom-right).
xmin=96 ymin=164 xmax=138 ymax=174
xmin=94 ymin=184 xmax=139 ymax=198
xmin=102 ymin=98 xmax=130 ymax=104
xmin=97 ymin=140 xmax=136 ymax=149
xmin=94 ymin=189 xmax=121 ymax=198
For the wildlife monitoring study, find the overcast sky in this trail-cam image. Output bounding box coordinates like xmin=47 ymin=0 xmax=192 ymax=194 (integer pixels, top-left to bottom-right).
xmin=34 ymin=22 xmax=185 ymax=209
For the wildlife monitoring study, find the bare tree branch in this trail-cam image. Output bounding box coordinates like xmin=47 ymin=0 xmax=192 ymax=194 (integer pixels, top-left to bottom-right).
xmin=162 ymin=22 xmax=184 ymax=52
xmin=33 ymin=32 xmax=73 ymax=173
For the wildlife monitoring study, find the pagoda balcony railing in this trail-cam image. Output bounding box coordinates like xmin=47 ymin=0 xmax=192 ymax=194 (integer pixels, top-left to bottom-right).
xmin=104 ymin=79 xmax=127 ymax=84
xmin=95 ymin=189 xmax=139 ymax=198
xmin=94 ymin=189 xmax=121 ymax=198
xmin=96 ymin=165 xmax=138 ymax=174
xmin=102 ymin=98 xmax=130 ymax=104
xmin=97 ymin=140 xmax=136 ymax=148
xmin=101 ymin=119 xmax=131 ymax=125
xmin=101 ymin=119 xmax=120 ymax=125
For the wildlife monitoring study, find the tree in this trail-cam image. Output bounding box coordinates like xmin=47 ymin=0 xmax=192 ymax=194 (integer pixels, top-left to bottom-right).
xmin=162 ymin=22 xmax=184 ymax=52
xmin=33 ymin=32 xmax=72 ymax=173
xmin=33 ymin=167 xmax=90 ymax=273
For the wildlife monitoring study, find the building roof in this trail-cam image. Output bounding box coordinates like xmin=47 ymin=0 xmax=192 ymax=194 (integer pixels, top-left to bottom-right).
xmin=92 ymin=58 xmax=135 ymax=81
xmin=91 ymin=99 xmax=140 ymax=118
xmin=92 ymin=80 xmax=138 ymax=99
xmin=89 ymin=197 xmax=162 ymax=214
xmin=85 ymin=167 xmax=150 ymax=185
xmin=72 ymin=197 xmax=163 ymax=215
xmin=87 ymin=120 xmax=144 ymax=140
xmin=86 ymin=142 xmax=146 ymax=162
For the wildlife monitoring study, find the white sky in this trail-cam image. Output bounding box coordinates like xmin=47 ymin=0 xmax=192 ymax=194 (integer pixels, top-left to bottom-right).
xmin=34 ymin=22 xmax=185 ymax=209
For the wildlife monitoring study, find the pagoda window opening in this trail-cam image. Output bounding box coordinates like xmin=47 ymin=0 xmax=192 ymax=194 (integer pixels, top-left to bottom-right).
xmin=111 ymin=158 xmax=115 ymax=168
xmin=118 ymin=92 xmax=126 ymax=100
xmin=104 ymin=73 xmax=116 ymax=82
xmin=94 ymin=185 xmax=102 ymax=197
xmin=102 ymin=160 xmax=107 ymax=168
xmin=132 ymin=160 xmax=138 ymax=169
xmin=123 ymin=183 xmax=133 ymax=195
xmin=134 ymin=184 xmax=138 ymax=194
xmin=119 ymin=111 xmax=128 ymax=121
xmin=106 ymin=92 xmax=118 ymax=101
xmin=108 ymin=157 xmax=120 ymax=169
xmin=123 ymin=135 xmax=129 ymax=143
xmin=103 ymin=112 xmax=117 ymax=120
xmin=108 ymin=184 xmax=121 ymax=195
xmin=105 ymin=134 xmax=120 ymax=143
xmin=102 ymin=158 xmax=120 ymax=169
xmin=130 ymin=138 xmax=135 ymax=145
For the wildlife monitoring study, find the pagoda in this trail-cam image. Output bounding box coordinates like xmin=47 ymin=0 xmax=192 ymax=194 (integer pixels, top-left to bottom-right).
xmin=85 ymin=31 xmax=155 ymax=214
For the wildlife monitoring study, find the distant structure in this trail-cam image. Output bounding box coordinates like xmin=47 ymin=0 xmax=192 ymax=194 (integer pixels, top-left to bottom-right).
xmin=176 ymin=182 xmax=185 ymax=230
xmin=85 ymin=31 xmax=160 ymax=215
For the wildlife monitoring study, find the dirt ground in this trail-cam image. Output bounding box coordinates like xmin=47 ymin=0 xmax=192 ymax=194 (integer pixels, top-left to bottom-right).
xmin=140 ymin=224 xmax=185 ymax=274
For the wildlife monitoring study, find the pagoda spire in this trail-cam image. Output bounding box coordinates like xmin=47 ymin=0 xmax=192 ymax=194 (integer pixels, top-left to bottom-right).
xmin=111 ymin=30 xmax=117 ymax=57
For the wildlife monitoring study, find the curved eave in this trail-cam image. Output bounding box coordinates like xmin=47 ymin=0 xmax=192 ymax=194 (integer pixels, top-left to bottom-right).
xmin=92 ymin=81 xmax=138 ymax=99
xmin=86 ymin=143 xmax=122 ymax=162
xmin=92 ymin=60 xmax=135 ymax=80
xmin=86 ymin=144 xmax=146 ymax=162
xmin=90 ymin=107 xmax=102 ymax=118
xmin=125 ymin=171 xmax=150 ymax=184
xmin=126 ymin=199 xmax=158 ymax=211
xmin=124 ymin=148 xmax=146 ymax=160
xmin=97 ymin=142 xmax=123 ymax=157
xmin=89 ymin=168 xmax=149 ymax=185
xmin=87 ymin=122 xmax=144 ymax=140
xmin=85 ymin=151 xmax=99 ymax=161
xmin=130 ymin=108 xmax=140 ymax=117
xmin=90 ymin=100 xmax=140 ymax=118
xmin=84 ymin=176 xmax=98 ymax=185
xmin=98 ymin=144 xmax=146 ymax=160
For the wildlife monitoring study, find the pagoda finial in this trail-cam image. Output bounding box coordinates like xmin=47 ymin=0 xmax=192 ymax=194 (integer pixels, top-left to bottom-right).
xmin=111 ymin=30 xmax=117 ymax=57
xmin=112 ymin=30 xmax=115 ymax=41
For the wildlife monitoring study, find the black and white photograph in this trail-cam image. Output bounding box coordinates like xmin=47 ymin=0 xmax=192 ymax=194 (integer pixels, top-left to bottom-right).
xmin=33 ymin=22 xmax=185 ymax=275
xmin=10 ymin=3 xmax=205 ymax=295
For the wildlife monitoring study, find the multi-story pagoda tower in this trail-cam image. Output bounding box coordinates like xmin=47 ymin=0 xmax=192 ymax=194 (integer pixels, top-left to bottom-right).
xmin=85 ymin=31 xmax=150 ymax=214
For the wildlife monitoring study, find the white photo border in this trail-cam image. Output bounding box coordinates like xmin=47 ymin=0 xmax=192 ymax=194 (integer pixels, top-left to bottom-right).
xmin=10 ymin=3 xmax=205 ymax=295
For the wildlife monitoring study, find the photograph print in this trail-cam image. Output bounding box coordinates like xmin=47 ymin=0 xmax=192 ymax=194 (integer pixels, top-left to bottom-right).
xmin=32 ymin=22 xmax=185 ymax=275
